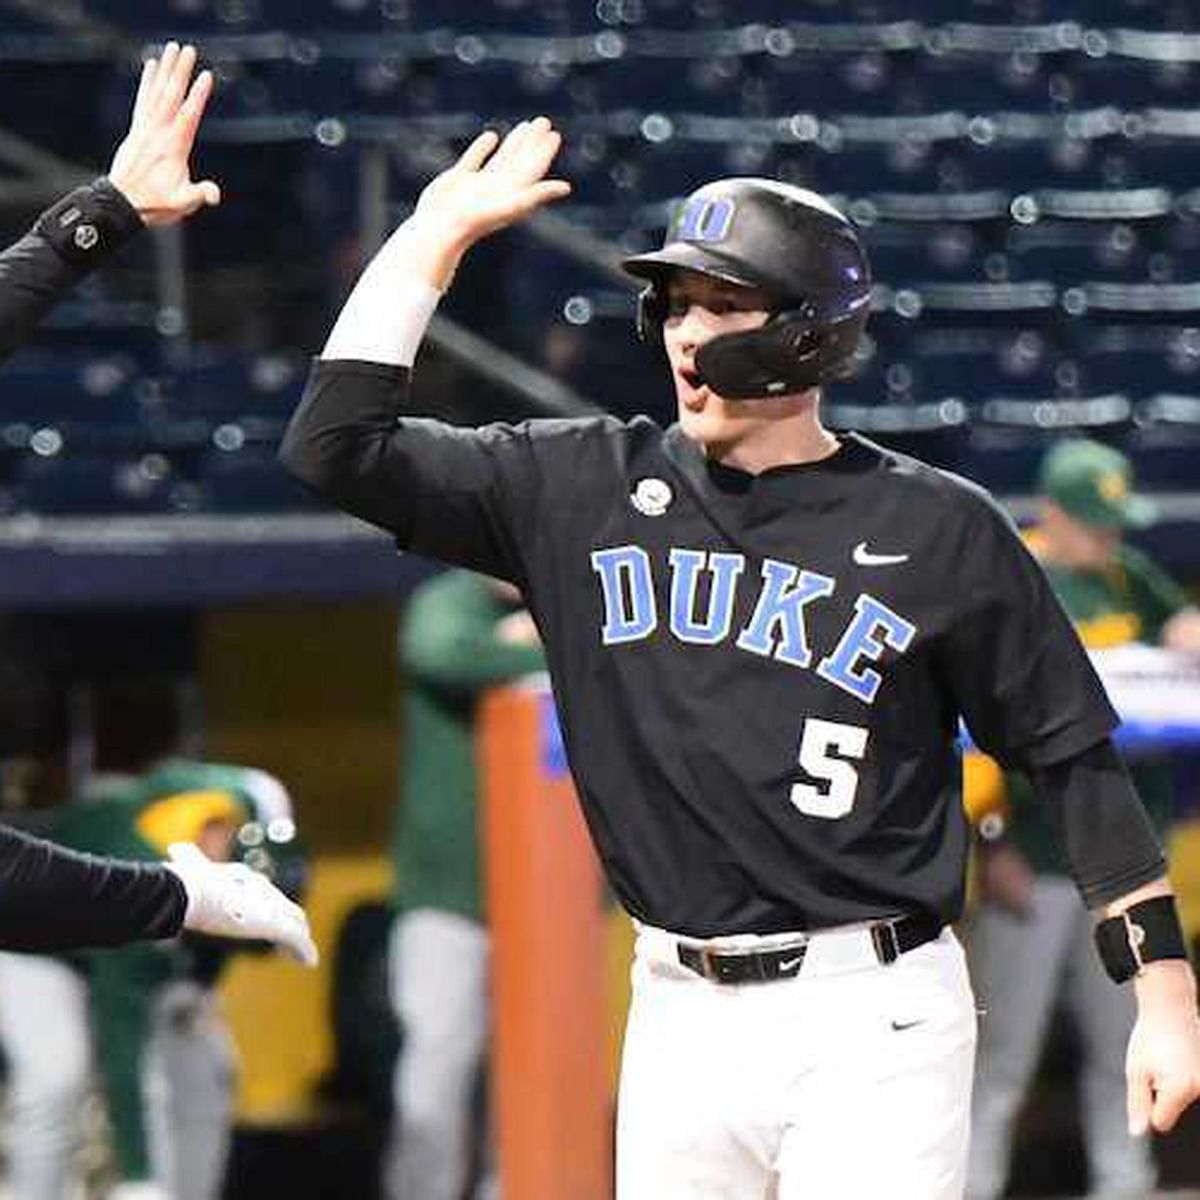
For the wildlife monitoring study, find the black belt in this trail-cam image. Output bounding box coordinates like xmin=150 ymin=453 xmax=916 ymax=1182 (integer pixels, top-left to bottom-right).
xmin=676 ymin=913 xmax=943 ymax=985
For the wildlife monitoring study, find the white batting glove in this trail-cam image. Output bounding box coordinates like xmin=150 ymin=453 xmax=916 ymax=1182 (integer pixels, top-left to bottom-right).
xmin=165 ymin=843 xmax=318 ymax=967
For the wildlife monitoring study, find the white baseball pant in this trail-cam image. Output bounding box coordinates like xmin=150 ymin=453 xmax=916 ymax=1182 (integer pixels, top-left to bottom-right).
xmin=616 ymin=924 xmax=976 ymax=1199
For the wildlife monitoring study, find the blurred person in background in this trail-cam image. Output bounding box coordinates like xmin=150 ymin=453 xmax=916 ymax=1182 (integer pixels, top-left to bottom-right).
xmin=0 ymin=754 xmax=307 ymax=1200
xmin=386 ymin=569 xmax=544 ymax=1200
xmin=967 ymin=438 xmax=1200 ymax=1200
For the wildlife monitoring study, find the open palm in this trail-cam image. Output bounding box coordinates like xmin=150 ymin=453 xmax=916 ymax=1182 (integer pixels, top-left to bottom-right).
xmin=414 ymin=116 xmax=571 ymax=245
xmin=108 ymin=42 xmax=221 ymax=227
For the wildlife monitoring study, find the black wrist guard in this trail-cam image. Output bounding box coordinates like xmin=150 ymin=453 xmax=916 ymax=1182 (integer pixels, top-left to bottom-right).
xmin=1094 ymin=896 xmax=1190 ymax=984
xmin=33 ymin=176 xmax=143 ymax=268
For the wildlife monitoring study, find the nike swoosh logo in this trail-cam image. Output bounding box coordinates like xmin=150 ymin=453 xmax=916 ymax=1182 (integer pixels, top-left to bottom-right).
xmin=853 ymin=541 xmax=910 ymax=567
xmin=776 ymin=956 xmax=804 ymax=972
xmin=891 ymin=1018 xmax=926 ymax=1032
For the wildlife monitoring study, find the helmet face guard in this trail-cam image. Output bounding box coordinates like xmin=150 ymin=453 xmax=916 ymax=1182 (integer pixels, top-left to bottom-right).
xmin=637 ymin=289 xmax=870 ymax=398
xmin=624 ymin=179 xmax=872 ymax=400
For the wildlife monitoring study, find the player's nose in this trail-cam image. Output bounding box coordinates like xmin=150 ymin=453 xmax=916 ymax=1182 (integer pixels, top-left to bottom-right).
xmin=671 ymin=304 xmax=710 ymax=351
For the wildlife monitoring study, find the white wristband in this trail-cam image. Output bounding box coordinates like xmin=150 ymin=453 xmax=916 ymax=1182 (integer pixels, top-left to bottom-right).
xmin=321 ymin=239 xmax=442 ymax=367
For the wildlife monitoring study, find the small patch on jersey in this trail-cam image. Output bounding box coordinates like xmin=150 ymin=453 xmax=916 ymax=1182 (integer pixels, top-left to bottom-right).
xmin=631 ymin=477 xmax=673 ymax=516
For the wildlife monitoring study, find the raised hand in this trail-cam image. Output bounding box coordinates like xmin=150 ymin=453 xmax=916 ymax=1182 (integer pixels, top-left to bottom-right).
xmin=108 ymin=41 xmax=221 ymax=227
xmin=413 ymin=116 xmax=571 ymax=250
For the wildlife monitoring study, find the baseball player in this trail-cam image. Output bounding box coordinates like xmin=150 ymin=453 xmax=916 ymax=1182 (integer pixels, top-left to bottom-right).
xmin=0 ymin=759 xmax=307 ymax=1200
xmin=967 ymin=438 xmax=1200 ymax=1199
xmin=386 ymin=569 xmax=544 ymax=1200
xmin=280 ymin=118 xmax=1200 ymax=1198
xmin=0 ymin=43 xmax=286 ymax=959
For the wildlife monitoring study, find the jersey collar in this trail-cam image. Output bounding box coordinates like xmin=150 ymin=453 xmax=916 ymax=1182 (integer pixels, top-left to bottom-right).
xmin=663 ymin=425 xmax=883 ymax=510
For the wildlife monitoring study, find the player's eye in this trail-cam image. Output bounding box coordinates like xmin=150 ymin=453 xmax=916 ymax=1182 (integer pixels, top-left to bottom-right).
xmin=665 ymin=294 xmax=737 ymax=318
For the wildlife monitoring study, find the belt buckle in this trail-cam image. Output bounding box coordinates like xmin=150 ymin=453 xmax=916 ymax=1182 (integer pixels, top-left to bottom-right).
xmin=700 ymin=947 xmax=746 ymax=983
xmin=871 ymin=920 xmax=901 ymax=966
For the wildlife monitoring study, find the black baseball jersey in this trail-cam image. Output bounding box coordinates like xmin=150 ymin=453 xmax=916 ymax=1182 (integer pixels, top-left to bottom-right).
xmin=284 ymin=360 xmax=1128 ymax=937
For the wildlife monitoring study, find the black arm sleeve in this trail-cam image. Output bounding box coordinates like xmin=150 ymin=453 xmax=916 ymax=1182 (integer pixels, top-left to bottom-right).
xmin=283 ymin=358 xmax=631 ymax=586
xmin=1028 ymin=737 xmax=1167 ymax=909
xmin=940 ymin=492 xmax=1119 ymax=768
xmin=0 ymin=824 xmax=186 ymax=951
xmin=281 ymin=358 xmax=563 ymax=583
xmin=0 ymin=177 xmax=143 ymax=365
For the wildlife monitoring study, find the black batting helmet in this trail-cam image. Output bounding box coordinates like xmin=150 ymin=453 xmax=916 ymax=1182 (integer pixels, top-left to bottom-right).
xmin=622 ymin=178 xmax=872 ymax=399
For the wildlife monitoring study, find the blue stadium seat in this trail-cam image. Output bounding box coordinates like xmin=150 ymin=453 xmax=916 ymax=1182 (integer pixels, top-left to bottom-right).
xmin=797 ymin=143 xmax=947 ymax=195
xmin=1072 ymin=280 xmax=1200 ymax=322
xmin=0 ymin=357 xmax=162 ymax=452
xmin=84 ymin=0 xmax=268 ymax=34
xmin=885 ymin=279 xmax=1061 ymax=330
xmin=962 ymin=426 xmax=1063 ymax=493
xmin=398 ymin=0 xmax=575 ymax=33
xmin=867 ymin=222 xmax=991 ymax=285
xmin=762 ymin=54 xmax=926 ymax=118
xmin=15 ymin=452 xmax=190 ymax=516
xmin=200 ymin=446 xmax=320 ymax=512
xmin=1128 ymin=395 xmax=1200 ymax=489
xmin=958 ymin=139 xmax=1124 ymax=192
xmin=965 ymin=395 xmax=1132 ymax=492
xmin=919 ymin=58 xmax=1065 ymax=116
xmin=1005 ymin=235 xmax=1149 ymax=286
xmin=907 ymin=329 xmax=1071 ymax=402
xmin=594 ymin=55 xmax=761 ymax=117
xmin=172 ymin=352 xmax=306 ymax=420
xmin=1071 ymin=329 xmax=1200 ymax=397
xmin=1073 ymin=56 xmax=1200 ymax=110
xmin=151 ymin=353 xmax=306 ymax=452
xmin=1121 ymin=141 xmax=1200 ymax=191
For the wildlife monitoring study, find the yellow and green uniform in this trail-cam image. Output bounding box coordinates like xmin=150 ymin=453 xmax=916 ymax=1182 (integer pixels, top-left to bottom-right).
xmin=393 ymin=570 xmax=545 ymax=922
xmin=52 ymin=760 xmax=282 ymax=1184
xmin=986 ymin=537 xmax=1189 ymax=875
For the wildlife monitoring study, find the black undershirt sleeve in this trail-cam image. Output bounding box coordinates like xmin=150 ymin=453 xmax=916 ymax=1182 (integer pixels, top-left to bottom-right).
xmin=941 ymin=493 xmax=1119 ymax=768
xmin=0 ymin=824 xmax=186 ymax=951
xmin=1026 ymin=736 xmax=1167 ymax=909
xmin=0 ymin=177 xmax=143 ymax=366
xmin=281 ymin=359 xmax=540 ymax=582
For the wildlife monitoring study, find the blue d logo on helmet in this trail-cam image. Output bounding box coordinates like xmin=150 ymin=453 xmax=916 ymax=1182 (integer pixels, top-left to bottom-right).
xmin=622 ymin=178 xmax=872 ymax=400
xmin=673 ymin=195 xmax=736 ymax=245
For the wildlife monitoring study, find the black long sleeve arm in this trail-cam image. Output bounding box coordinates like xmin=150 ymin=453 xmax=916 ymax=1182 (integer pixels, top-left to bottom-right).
xmin=0 ymin=177 xmax=142 ymax=366
xmin=0 ymin=823 xmax=186 ymax=952
xmin=1028 ymin=736 xmax=1168 ymax=909
xmin=282 ymin=358 xmax=549 ymax=581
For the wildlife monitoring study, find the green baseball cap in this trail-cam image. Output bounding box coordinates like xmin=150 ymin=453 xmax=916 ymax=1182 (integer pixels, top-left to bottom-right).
xmin=1038 ymin=438 xmax=1156 ymax=528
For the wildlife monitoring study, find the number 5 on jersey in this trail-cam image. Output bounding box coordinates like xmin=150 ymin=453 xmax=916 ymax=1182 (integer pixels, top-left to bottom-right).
xmin=792 ymin=717 xmax=869 ymax=819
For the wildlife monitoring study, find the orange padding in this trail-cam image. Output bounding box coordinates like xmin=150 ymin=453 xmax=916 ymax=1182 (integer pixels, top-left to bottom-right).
xmin=479 ymin=684 xmax=612 ymax=1200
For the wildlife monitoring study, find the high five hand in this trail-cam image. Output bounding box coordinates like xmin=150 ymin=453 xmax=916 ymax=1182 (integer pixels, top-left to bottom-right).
xmin=108 ymin=41 xmax=221 ymax=227
xmin=413 ymin=116 xmax=571 ymax=249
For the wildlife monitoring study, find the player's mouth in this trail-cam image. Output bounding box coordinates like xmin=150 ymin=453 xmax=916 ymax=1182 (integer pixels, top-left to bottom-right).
xmin=677 ymin=363 xmax=709 ymax=410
